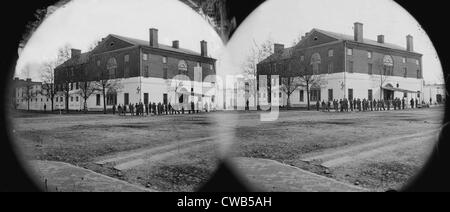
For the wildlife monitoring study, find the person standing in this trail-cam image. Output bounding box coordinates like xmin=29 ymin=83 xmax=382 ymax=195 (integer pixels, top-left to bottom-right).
xmin=402 ymin=98 xmax=405 ymax=110
xmin=410 ymin=98 xmax=414 ymax=109
xmin=345 ymin=98 xmax=349 ymax=112
xmin=316 ymin=100 xmax=320 ymax=111
xmin=112 ymin=104 xmax=116 ymax=115
xmin=327 ymin=100 xmax=331 ymax=112
xmin=415 ymin=98 xmax=419 ymax=109
xmin=321 ymin=100 xmax=326 ymax=112
xmin=44 ymin=103 xmax=47 ymax=113
xmin=349 ymin=99 xmax=353 ymax=112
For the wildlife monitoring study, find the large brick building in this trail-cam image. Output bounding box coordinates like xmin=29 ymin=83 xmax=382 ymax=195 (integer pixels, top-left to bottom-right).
xmin=53 ymin=28 xmax=217 ymax=111
xmin=257 ymin=22 xmax=424 ymax=108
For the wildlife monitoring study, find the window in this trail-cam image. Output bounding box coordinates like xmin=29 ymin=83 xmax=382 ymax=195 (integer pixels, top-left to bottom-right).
xmin=96 ymin=94 xmax=101 ymax=106
xmin=300 ymin=90 xmax=304 ymax=102
xmin=124 ymin=55 xmax=129 ymax=63
xmin=163 ymin=68 xmax=168 ymax=79
xmin=163 ymin=94 xmax=168 ymax=105
xmin=404 ymin=92 xmax=407 ymax=98
xmin=415 ymin=59 xmax=420 ymax=66
xmin=368 ymin=63 xmax=373 ymax=75
xmin=163 ymin=56 xmax=167 ymax=64
xmin=76 ymin=97 xmax=79 ymax=102
xmin=124 ymin=66 xmax=130 ymax=78
xmin=144 ymin=93 xmax=149 ymax=105
xmin=60 ymin=97 xmax=63 ymax=102
xmin=347 ymin=61 xmax=354 ymax=73
xmin=310 ymin=53 xmax=321 ymax=75
xmin=310 ymin=89 xmax=321 ymax=102
xmin=124 ymin=93 xmax=129 ymax=105
xmin=328 ymin=89 xmax=333 ymax=101
xmin=348 ymin=89 xmax=353 ymax=100
xmin=106 ymin=92 xmax=117 ymax=105
xmin=71 ymin=97 xmax=73 ymax=102
xmin=143 ymin=53 xmax=148 ymax=61
xmin=327 ymin=62 xmax=333 ymax=74
xmin=367 ymin=51 xmax=372 ymax=59
xmin=107 ymin=57 xmax=117 ymax=79
xmin=368 ymin=89 xmax=373 ymax=101
xmin=70 ymin=83 xmax=73 ymax=90
xmin=144 ymin=65 xmax=149 ymax=77
xmin=75 ymin=82 xmax=79 ymax=90
xmin=402 ymin=57 xmax=406 ymax=63
xmin=417 ymin=70 xmax=421 ymax=78
xmin=328 ymin=49 xmax=334 ymax=57
xmin=300 ymin=55 xmax=304 ymax=62
xmin=403 ymin=67 xmax=407 ymax=77
xmin=347 ymin=48 xmax=353 ymax=56
xmin=97 ymin=60 xmax=100 ymax=66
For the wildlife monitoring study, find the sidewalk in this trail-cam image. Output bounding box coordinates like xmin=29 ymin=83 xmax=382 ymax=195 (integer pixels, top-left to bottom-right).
xmin=230 ymin=157 xmax=368 ymax=192
xmin=28 ymin=160 xmax=155 ymax=192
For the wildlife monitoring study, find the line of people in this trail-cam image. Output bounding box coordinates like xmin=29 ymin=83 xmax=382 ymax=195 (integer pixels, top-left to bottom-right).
xmin=111 ymin=101 xmax=211 ymax=116
xmin=316 ymin=97 xmax=421 ymax=112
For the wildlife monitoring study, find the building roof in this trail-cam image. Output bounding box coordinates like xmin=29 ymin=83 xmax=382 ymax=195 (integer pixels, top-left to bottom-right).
xmin=313 ymin=28 xmax=410 ymax=52
xmin=57 ymin=33 xmax=208 ymax=69
xmin=259 ymin=47 xmax=294 ymax=64
xmin=57 ymin=52 xmax=91 ymax=68
xmin=259 ymin=27 xmax=420 ymax=65
xmin=110 ymin=34 xmax=202 ymax=56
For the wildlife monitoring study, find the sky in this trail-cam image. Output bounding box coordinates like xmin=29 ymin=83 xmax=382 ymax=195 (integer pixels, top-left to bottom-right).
xmin=15 ymin=0 xmax=224 ymax=81
xmin=219 ymin=0 xmax=444 ymax=84
xmin=15 ymin=0 xmax=444 ymax=85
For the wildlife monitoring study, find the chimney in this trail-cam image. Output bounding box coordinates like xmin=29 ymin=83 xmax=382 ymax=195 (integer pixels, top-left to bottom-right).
xmin=71 ymin=48 xmax=81 ymax=58
xmin=354 ymin=22 xmax=363 ymax=42
xmin=172 ymin=40 xmax=179 ymax=49
xmin=377 ymin=35 xmax=385 ymax=43
xmin=26 ymin=78 xmax=31 ymax=82
xmin=200 ymin=40 xmax=208 ymax=57
xmin=149 ymin=28 xmax=159 ymax=47
xmin=305 ymin=32 xmax=310 ymax=37
xmin=406 ymin=35 xmax=414 ymax=52
xmin=274 ymin=43 xmax=284 ymax=54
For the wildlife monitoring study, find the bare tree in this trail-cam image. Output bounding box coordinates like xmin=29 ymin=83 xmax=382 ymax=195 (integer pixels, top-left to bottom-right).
xmin=288 ymin=57 xmax=325 ymax=110
xmin=77 ymin=80 xmax=100 ymax=113
xmin=375 ymin=56 xmax=392 ymax=100
xmin=94 ymin=69 xmax=123 ymax=114
xmin=88 ymin=38 xmax=102 ymax=51
xmin=55 ymin=44 xmax=72 ymax=113
xmin=40 ymin=60 xmax=56 ymax=111
xmin=242 ymin=38 xmax=274 ymax=108
xmin=19 ymin=66 xmax=36 ymax=111
xmin=280 ymin=76 xmax=302 ymax=108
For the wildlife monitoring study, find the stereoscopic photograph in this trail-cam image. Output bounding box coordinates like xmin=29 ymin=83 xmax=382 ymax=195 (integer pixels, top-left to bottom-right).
xmin=2 ymin=0 xmax=448 ymax=197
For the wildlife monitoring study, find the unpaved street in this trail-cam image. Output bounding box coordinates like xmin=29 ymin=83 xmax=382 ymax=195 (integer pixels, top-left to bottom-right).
xmin=9 ymin=107 xmax=444 ymax=191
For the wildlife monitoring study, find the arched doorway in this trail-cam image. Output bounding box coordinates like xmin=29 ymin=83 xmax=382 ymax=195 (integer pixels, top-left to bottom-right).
xmin=383 ymin=83 xmax=394 ymax=100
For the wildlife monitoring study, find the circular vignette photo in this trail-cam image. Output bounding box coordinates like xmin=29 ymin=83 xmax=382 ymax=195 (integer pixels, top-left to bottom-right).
xmin=217 ymin=0 xmax=446 ymax=192
xmin=7 ymin=0 xmax=228 ymax=192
